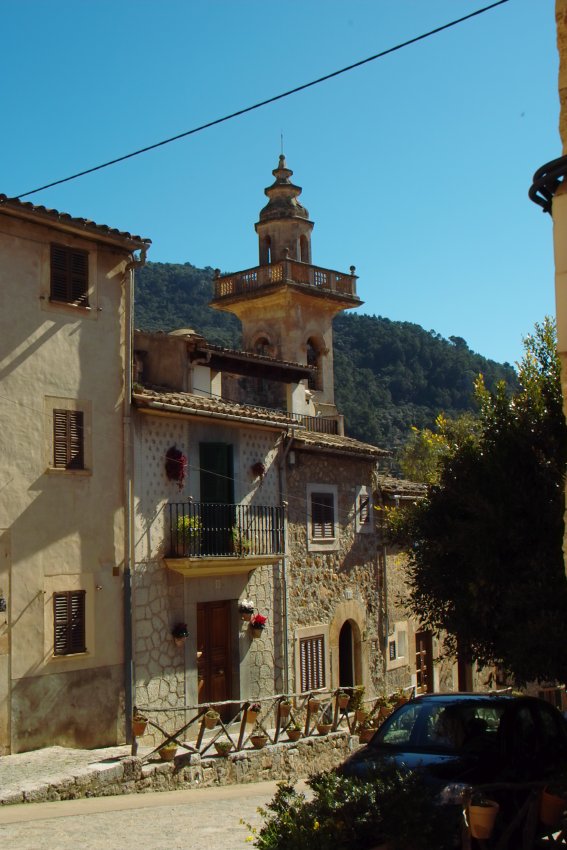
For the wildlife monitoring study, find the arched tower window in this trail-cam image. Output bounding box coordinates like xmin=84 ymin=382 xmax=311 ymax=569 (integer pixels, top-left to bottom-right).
xmin=300 ymin=234 xmax=310 ymax=263
xmin=265 ymin=236 xmax=272 ymax=264
xmin=306 ymin=337 xmax=323 ymax=391
xmin=254 ymin=336 xmax=271 ymax=356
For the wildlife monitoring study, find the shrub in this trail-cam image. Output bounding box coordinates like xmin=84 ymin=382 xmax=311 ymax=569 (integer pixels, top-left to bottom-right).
xmin=246 ymin=767 xmax=454 ymax=850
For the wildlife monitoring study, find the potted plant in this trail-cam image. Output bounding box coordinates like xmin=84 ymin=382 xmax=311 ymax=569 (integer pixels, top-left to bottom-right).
xmin=251 ymin=461 xmax=266 ymax=479
xmin=158 ymin=743 xmax=178 ymax=762
xmin=132 ymin=711 xmax=148 ymax=737
xmin=308 ymin=695 xmax=321 ymax=713
xmin=359 ymin=717 xmax=377 ymax=744
xmin=317 ymin=720 xmax=333 ymax=735
xmin=337 ymin=691 xmax=350 ymax=710
xmin=214 ymin=740 xmax=233 ymax=757
xmin=349 ymin=685 xmax=365 ymax=713
xmin=278 ymin=699 xmax=292 ymax=718
xmin=540 ymin=772 xmax=567 ymax=827
xmin=250 ymin=725 xmax=269 ymax=749
xmin=355 ymin=706 xmax=369 ymax=724
xmin=231 ymin=525 xmax=253 ymax=556
xmin=249 ymin=613 xmax=267 ymax=638
xmin=377 ymin=695 xmax=393 ymax=719
xmin=175 ymin=514 xmax=202 ymax=556
xmin=171 ymin=622 xmax=189 ymax=646
xmin=246 ymin=702 xmax=261 ymax=724
xmin=165 ymin=446 xmax=188 ymax=490
xmin=204 ymin=709 xmax=220 ymax=730
xmin=286 ymin=721 xmax=302 ymax=742
xmin=238 ymin=598 xmax=255 ymax=622
xmin=467 ymin=791 xmax=500 ymax=839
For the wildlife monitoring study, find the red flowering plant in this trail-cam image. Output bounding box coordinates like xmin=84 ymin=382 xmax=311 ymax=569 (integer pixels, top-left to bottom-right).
xmin=165 ymin=446 xmax=188 ymax=491
xmin=249 ymin=613 xmax=267 ymax=631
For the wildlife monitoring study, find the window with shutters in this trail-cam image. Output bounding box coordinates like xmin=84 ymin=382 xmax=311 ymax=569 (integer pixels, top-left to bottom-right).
xmin=53 ymin=409 xmax=84 ymax=469
xmin=306 ymin=484 xmax=338 ymax=551
xmin=311 ymin=492 xmax=335 ymax=539
xmin=53 ymin=590 xmax=86 ymax=655
xmin=50 ymin=244 xmax=89 ymax=306
xmin=355 ymin=485 xmax=373 ymax=534
xmin=300 ymin=634 xmax=325 ymax=691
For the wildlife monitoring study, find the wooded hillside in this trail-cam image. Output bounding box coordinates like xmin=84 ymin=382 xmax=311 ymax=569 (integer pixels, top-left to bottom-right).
xmin=134 ymin=261 xmax=516 ymax=452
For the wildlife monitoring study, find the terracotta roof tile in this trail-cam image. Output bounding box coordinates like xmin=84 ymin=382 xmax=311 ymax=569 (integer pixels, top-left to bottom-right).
xmin=0 ymin=194 xmax=151 ymax=248
xmin=133 ymin=387 xmax=298 ymax=427
xmin=293 ymin=429 xmax=388 ymax=458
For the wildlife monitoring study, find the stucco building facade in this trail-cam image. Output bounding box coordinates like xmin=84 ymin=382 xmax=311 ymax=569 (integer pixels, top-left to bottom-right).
xmin=0 ymin=195 xmax=149 ymax=753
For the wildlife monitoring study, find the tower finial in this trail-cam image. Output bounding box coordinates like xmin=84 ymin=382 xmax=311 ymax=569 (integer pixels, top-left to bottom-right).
xmin=280 ymin=132 xmax=284 ymax=156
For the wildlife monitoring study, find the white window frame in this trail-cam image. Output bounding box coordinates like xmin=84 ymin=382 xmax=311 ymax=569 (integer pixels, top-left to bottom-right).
xmin=355 ymin=485 xmax=374 ymax=534
xmin=386 ymin=620 xmax=409 ymax=671
xmin=306 ymin=483 xmax=339 ymax=552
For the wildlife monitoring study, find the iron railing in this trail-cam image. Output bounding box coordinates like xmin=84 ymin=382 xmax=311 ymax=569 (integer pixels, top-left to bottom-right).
xmin=168 ymin=502 xmax=284 ymax=558
xmin=212 ymin=260 xmax=359 ymax=301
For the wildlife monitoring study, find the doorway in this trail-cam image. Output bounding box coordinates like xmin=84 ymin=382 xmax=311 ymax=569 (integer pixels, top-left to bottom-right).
xmin=338 ymin=621 xmax=354 ymax=689
xmin=415 ymin=630 xmax=433 ymax=693
xmin=197 ymin=600 xmax=232 ymax=718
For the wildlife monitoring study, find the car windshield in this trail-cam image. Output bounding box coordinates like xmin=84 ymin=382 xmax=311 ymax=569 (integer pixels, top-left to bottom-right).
xmin=371 ymin=700 xmax=506 ymax=755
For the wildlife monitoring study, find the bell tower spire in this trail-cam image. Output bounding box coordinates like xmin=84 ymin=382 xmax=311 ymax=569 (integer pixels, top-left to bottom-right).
xmin=255 ymin=154 xmax=314 ymax=265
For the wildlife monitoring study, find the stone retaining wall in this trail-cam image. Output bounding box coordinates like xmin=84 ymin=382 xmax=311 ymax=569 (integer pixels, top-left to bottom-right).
xmin=0 ymin=732 xmax=356 ymax=806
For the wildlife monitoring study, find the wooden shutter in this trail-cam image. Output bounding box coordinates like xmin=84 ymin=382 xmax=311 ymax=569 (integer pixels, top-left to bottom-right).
xmin=53 ymin=409 xmax=84 ymax=469
xmin=50 ymin=244 xmax=89 ymax=306
xmin=54 ymin=590 xmax=86 ymax=655
xmin=300 ymin=635 xmax=325 ymax=691
xmin=311 ymin=493 xmax=334 ymax=538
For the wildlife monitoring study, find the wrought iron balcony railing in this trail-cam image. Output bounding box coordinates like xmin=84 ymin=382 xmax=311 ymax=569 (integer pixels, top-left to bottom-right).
xmin=168 ymin=502 xmax=284 ymax=558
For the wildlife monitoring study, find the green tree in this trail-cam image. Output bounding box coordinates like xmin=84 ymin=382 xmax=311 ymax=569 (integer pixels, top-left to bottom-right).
xmin=399 ymin=318 xmax=567 ymax=684
xmin=398 ymin=412 xmax=481 ymax=484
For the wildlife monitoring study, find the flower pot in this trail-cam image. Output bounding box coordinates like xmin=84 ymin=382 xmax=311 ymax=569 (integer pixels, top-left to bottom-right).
xmin=214 ymin=742 xmax=233 ymax=757
xmin=379 ymin=705 xmax=391 ymax=719
xmin=286 ymin=729 xmax=302 ymax=742
xmin=240 ymin=612 xmax=253 ymax=622
xmin=308 ymin=698 xmax=321 ymax=713
xmin=174 ymin=636 xmax=186 ymax=647
xmin=359 ymin=728 xmax=374 ymax=743
xmin=337 ymin=694 xmax=350 ymax=709
xmin=355 ymin=709 xmax=368 ymax=724
xmin=278 ymin=702 xmax=291 ymax=718
xmin=468 ymin=801 xmax=499 ymax=839
xmin=159 ymin=745 xmax=177 ymax=762
xmin=250 ymin=735 xmax=268 ymax=749
xmin=250 ymin=627 xmax=263 ymax=639
xmin=204 ymin=713 xmax=219 ymax=730
xmin=246 ymin=709 xmax=259 ymax=724
xmin=132 ymin=717 xmax=148 ymax=737
xmin=317 ymin=723 xmax=333 ymax=735
xmin=540 ymin=789 xmax=567 ymax=827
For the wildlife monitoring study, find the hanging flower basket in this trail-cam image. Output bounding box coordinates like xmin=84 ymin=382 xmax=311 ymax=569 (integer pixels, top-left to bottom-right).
xmin=165 ymin=446 xmax=188 ymax=491
xmin=467 ymin=800 xmax=499 ymax=839
xmin=278 ymin=700 xmax=292 ymax=718
xmin=249 ymin=613 xmax=267 ymax=638
xmin=308 ymin=697 xmax=321 ymax=713
xmin=337 ymin=692 xmax=350 ymax=710
xmin=132 ymin=713 xmax=148 ymax=737
xmin=246 ymin=703 xmax=261 ymax=724
xmin=238 ymin=599 xmax=255 ymax=621
xmin=171 ymin=623 xmax=189 ymax=646
xmin=251 ymin=461 xmax=266 ymax=479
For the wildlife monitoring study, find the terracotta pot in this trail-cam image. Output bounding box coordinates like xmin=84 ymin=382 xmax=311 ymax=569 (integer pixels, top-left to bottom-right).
xmin=317 ymin=723 xmax=332 ymax=735
xmin=379 ymin=705 xmax=391 ymax=719
xmin=540 ymin=789 xmax=567 ymax=827
xmin=174 ymin=636 xmax=186 ymax=647
xmin=159 ymin=745 xmax=177 ymax=762
xmin=286 ymin=729 xmax=302 ymax=742
xmin=240 ymin=612 xmax=252 ymax=622
xmin=204 ymin=713 xmax=219 ymax=730
xmin=359 ymin=728 xmax=374 ymax=743
xmin=355 ymin=709 xmax=368 ymax=723
xmin=468 ymin=801 xmax=499 ymax=839
xmin=246 ymin=709 xmax=259 ymax=724
xmin=278 ymin=702 xmax=291 ymax=718
xmin=308 ymin=698 xmax=321 ymax=713
xmin=250 ymin=735 xmax=268 ymax=749
xmin=214 ymin=742 xmax=233 ymax=757
xmin=337 ymin=694 xmax=350 ymax=709
xmin=132 ymin=718 xmax=147 ymax=737
xmin=250 ymin=627 xmax=263 ymax=639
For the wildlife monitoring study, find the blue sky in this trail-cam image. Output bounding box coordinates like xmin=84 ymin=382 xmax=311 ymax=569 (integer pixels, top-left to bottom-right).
xmin=2 ymin=0 xmax=558 ymax=365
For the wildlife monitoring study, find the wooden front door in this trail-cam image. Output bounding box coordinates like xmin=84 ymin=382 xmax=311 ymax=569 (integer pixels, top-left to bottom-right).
xmin=197 ymin=601 xmax=232 ymax=715
xmin=415 ymin=630 xmax=433 ymax=694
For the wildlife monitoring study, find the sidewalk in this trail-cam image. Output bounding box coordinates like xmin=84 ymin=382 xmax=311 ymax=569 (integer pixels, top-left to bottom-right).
xmin=0 ymin=744 xmax=140 ymax=805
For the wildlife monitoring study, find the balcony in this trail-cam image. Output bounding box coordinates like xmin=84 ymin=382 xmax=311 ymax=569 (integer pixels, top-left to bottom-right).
xmin=164 ymin=502 xmax=285 ymax=578
xmin=212 ymin=260 xmax=359 ymax=303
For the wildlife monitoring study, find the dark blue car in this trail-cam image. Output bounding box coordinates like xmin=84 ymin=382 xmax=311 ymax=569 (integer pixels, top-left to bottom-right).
xmin=339 ymin=692 xmax=567 ymax=803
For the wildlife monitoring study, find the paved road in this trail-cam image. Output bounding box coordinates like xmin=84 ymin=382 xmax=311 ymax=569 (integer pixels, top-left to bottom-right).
xmin=0 ymin=779 xmax=305 ymax=850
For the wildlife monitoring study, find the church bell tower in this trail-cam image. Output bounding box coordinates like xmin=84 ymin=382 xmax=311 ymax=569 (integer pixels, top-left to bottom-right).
xmin=210 ymin=155 xmax=362 ymax=416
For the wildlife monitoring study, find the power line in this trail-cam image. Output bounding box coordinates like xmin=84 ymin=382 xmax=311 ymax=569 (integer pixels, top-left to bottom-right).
xmin=12 ymin=0 xmax=510 ymax=201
